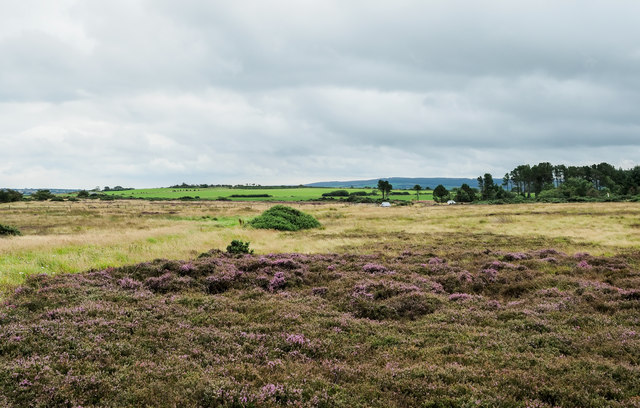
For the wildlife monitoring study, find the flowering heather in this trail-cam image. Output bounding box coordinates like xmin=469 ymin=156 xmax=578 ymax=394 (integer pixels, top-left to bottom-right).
xmin=285 ymin=333 xmax=306 ymax=346
xmin=448 ymin=292 xmax=474 ymax=302
xmin=428 ymin=257 xmax=444 ymax=265
xmin=577 ymin=260 xmax=592 ymax=269
xmin=117 ymin=277 xmax=141 ymax=290
xmin=457 ymin=270 xmax=473 ymax=283
xmin=1 ymin=247 xmax=640 ymax=406
xmin=573 ymin=252 xmax=591 ymax=259
xmin=312 ymin=287 xmax=328 ymax=296
xmin=481 ymin=268 xmax=499 ymax=282
xmin=502 ymin=252 xmax=530 ymax=261
xmin=268 ymin=272 xmax=287 ymax=292
xmin=179 ymin=262 xmax=194 ymax=273
xmin=362 ymin=263 xmax=388 ymax=274
xmin=532 ymin=248 xmax=565 ymax=258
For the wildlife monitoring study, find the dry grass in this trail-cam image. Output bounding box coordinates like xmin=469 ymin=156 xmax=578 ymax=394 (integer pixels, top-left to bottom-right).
xmin=1 ymin=200 xmax=639 ymax=292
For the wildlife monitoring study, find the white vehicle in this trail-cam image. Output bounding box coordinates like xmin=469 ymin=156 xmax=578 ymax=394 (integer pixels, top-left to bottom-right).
xmin=447 ymin=200 xmax=456 ymax=205
xmin=380 ymin=202 xmax=391 ymax=207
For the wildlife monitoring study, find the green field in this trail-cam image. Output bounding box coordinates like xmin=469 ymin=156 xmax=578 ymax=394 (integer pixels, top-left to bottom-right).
xmin=100 ymin=187 xmax=433 ymax=202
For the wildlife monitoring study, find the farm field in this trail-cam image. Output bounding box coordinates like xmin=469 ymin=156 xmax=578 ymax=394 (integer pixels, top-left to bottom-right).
xmin=100 ymin=186 xmax=432 ymax=202
xmin=1 ymin=201 xmax=639 ymax=406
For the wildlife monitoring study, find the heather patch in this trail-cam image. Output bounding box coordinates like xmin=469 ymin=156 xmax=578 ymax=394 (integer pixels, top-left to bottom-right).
xmin=1 ymin=248 xmax=640 ymax=406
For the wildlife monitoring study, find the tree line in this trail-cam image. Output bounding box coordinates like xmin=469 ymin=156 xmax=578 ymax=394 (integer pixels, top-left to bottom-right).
xmin=429 ymin=162 xmax=640 ymax=204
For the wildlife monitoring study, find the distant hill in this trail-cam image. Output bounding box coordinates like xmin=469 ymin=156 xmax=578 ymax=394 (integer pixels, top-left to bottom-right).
xmin=306 ymin=177 xmax=478 ymax=190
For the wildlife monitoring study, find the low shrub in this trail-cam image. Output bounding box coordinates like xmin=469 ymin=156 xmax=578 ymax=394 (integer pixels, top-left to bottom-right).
xmin=0 ymin=224 xmax=21 ymax=236
xmin=229 ymin=194 xmax=272 ymax=198
xmin=226 ymin=239 xmax=253 ymax=255
xmin=249 ymin=205 xmax=321 ymax=231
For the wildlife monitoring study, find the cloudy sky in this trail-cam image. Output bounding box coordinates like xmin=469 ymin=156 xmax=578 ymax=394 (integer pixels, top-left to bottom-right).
xmin=1 ymin=0 xmax=639 ymax=188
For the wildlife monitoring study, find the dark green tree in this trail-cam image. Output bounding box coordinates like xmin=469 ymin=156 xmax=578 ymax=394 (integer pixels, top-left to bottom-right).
xmin=0 ymin=189 xmax=23 ymax=203
xmin=32 ymin=190 xmax=54 ymax=201
xmin=433 ymin=184 xmax=449 ymax=203
xmin=377 ymin=180 xmax=392 ymax=200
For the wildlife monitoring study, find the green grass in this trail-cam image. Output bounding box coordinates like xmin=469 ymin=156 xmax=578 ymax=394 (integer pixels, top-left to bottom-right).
xmin=101 ymin=187 xmax=433 ymax=202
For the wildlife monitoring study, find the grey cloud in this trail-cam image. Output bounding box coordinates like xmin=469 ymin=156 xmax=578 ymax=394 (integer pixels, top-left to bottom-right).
xmin=1 ymin=1 xmax=639 ymax=188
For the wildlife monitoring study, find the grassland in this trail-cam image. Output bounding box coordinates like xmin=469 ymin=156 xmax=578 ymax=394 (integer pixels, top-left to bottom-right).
xmin=2 ymin=200 xmax=640 ymax=291
xmin=99 ymin=186 xmax=432 ymax=202
xmin=1 ymin=200 xmax=639 ymax=406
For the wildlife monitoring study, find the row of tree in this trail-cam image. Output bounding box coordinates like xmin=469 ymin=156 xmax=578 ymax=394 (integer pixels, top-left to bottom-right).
xmin=0 ymin=189 xmax=57 ymax=202
xmin=476 ymin=162 xmax=640 ymax=201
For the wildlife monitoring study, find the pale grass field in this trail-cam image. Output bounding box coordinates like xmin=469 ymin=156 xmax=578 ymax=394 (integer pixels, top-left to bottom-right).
xmin=1 ymin=200 xmax=639 ymax=292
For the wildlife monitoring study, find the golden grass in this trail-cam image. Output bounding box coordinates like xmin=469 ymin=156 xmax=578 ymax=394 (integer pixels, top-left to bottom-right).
xmin=2 ymin=200 xmax=639 ymax=292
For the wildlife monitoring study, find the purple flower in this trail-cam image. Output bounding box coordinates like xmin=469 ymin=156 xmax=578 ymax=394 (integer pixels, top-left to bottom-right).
xmin=363 ymin=263 xmax=388 ymax=274
xmin=118 ymin=277 xmax=141 ymax=290
xmin=286 ymin=334 xmax=306 ymax=345
xmin=268 ymin=272 xmax=286 ymax=292
xmin=449 ymin=293 xmax=473 ymax=302
xmin=481 ymin=268 xmax=499 ymax=282
xmin=577 ymin=260 xmax=592 ymax=269
xmin=503 ymin=252 xmax=530 ymax=261
xmin=179 ymin=263 xmax=194 ymax=273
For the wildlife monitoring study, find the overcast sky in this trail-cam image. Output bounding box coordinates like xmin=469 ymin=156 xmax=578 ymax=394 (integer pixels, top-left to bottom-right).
xmin=1 ymin=0 xmax=639 ymax=188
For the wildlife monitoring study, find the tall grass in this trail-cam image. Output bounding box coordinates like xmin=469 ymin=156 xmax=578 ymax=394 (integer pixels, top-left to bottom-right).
xmin=1 ymin=200 xmax=639 ymax=292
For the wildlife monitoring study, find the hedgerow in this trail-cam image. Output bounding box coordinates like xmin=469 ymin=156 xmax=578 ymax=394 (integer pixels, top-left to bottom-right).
xmin=249 ymin=205 xmax=321 ymax=231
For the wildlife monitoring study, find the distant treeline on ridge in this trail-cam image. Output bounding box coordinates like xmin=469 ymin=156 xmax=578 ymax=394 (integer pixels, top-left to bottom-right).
xmin=453 ymin=162 xmax=640 ymax=203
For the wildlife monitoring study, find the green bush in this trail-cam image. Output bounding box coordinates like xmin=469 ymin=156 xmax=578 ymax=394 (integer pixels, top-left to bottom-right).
xmin=249 ymin=205 xmax=321 ymax=231
xmin=31 ymin=189 xmax=54 ymax=201
xmin=322 ymin=190 xmax=349 ymax=197
xmin=0 ymin=224 xmax=21 ymax=236
xmin=226 ymin=240 xmax=253 ymax=254
xmin=0 ymin=188 xmax=23 ymax=203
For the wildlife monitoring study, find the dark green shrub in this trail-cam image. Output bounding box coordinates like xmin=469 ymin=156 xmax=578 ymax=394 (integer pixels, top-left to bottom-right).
xmin=226 ymin=239 xmax=253 ymax=254
xmin=0 ymin=188 xmax=23 ymax=203
xmin=31 ymin=189 xmax=54 ymax=201
xmin=249 ymin=205 xmax=321 ymax=231
xmin=322 ymin=190 xmax=349 ymax=197
xmin=0 ymin=224 xmax=21 ymax=236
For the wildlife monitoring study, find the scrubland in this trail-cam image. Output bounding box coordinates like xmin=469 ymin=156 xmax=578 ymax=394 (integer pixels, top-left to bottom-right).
xmin=1 ymin=200 xmax=639 ymax=406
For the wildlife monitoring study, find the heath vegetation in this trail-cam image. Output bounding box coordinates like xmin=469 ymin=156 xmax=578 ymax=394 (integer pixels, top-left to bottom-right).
xmin=1 ymin=199 xmax=639 ymax=406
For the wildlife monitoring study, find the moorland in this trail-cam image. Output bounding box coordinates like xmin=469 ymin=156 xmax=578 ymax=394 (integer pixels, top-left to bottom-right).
xmin=1 ymin=200 xmax=639 ymax=406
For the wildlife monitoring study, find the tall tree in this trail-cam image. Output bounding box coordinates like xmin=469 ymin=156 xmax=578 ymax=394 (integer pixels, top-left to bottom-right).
xmin=502 ymin=173 xmax=511 ymax=192
xmin=377 ymin=180 xmax=386 ymax=200
xmin=433 ymin=185 xmax=449 ymax=203
xmin=532 ymin=162 xmax=554 ymax=196
xmin=413 ymin=184 xmax=422 ymax=201
xmin=377 ymin=180 xmax=392 ymax=200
